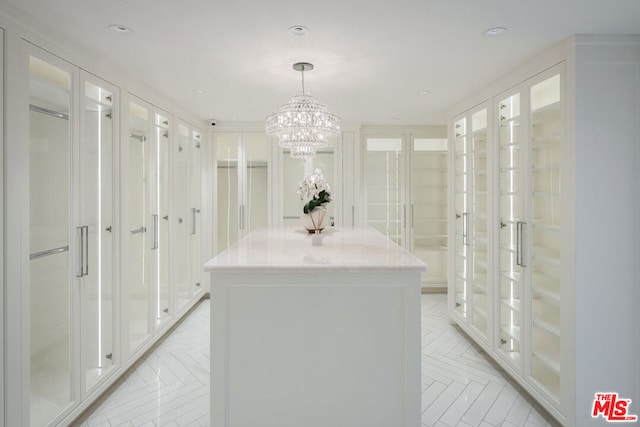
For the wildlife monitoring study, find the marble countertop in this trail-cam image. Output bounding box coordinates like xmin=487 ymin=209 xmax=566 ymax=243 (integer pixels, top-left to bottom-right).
xmin=204 ymin=226 xmax=427 ymax=273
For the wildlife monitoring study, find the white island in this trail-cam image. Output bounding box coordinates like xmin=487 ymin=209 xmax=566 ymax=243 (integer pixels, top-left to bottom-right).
xmin=205 ymin=227 xmax=426 ymax=427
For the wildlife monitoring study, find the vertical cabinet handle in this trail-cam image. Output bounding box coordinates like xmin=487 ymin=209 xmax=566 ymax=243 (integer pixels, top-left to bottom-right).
xmin=516 ymin=221 xmax=527 ymax=267
xmin=83 ymin=226 xmax=89 ymax=276
xmin=462 ymin=213 xmax=470 ymax=246
xmin=238 ymin=205 xmax=245 ymax=230
xmin=77 ymin=226 xmax=89 ymax=277
xmin=411 ymin=204 xmax=414 ymax=228
xmin=152 ymin=214 xmax=159 ymax=250
xmin=352 ymin=205 xmax=355 ymax=227
xmin=403 ymin=204 xmax=406 ymax=228
xmin=191 ymin=208 xmax=197 ymax=235
xmin=77 ymin=226 xmax=84 ymax=277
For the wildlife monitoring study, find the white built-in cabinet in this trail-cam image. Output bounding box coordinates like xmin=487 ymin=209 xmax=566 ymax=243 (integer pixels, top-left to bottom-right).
xmin=363 ymin=133 xmax=448 ymax=290
xmin=451 ymin=104 xmax=492 ymax=340
xmin=3 ymin=34 xmax=208 ymax=426
xmin=27 ymin=45 xmax=119 ymax=426
xmin=448 ymin=36 xmax=640 ymax=426
xmin=214 ymin=131 xmax=271 ymax=254
xmin=123 ymin=97 xmax=205 ymax=360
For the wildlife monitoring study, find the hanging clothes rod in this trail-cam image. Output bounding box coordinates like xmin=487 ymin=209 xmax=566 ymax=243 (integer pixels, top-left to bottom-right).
xmin=29 ymin=104 xmax=69 ymax=120
xmin=30 ymin=245 xmax=69 ymax=260
xmin=217 ymin=164 xmax=268 ymax=169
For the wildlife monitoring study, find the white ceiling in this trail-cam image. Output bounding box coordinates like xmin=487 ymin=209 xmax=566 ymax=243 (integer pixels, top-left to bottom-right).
xmin=5 ymin=0 xmax=640 ymax=125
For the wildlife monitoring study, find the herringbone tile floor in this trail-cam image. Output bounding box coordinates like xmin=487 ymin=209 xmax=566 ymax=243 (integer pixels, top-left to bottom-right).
xmin=78 ymin=294 xmax=559 ymax=426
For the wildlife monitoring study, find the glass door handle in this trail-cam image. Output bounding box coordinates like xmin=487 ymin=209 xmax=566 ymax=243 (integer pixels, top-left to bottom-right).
xmin=462 ymin=213 xmax=470 ymax=246
xmin=411 ymin=204 xmax=414 ymax=228
xmin=516 ymin=221 xmax=526 ymax=267
xmin=152 ymin=215 xmax=159 ymax=249
xmin=239 ymin=205 xmax=245 ymax=230
xmin=76 ymin=225 xmax=89 ymax=277
xmin=191 ymin=208 xmax=197 ymax=235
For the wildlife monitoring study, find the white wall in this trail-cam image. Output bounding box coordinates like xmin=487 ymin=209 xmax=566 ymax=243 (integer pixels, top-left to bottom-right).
xmin=572 ymin=39 xmax=640 ymax=426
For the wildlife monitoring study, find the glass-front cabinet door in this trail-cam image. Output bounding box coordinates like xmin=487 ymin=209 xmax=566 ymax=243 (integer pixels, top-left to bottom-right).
xmin=497 ymin=91 xmax=523 ymax=368
xmin=189 ymin=130 xmax=203 ymax=297
xmin=410 ymin=137 xmax=448 ymax=289
xmin=154 ymin=111 xmax=171 ymax=326
xmin=470 ymin=108 xmax=489 ymax=338
xmin=126 ymin=99 xmax=152 ymax=356
xmin=452 ymin=119 xmax=469 ymax=318
xmin=173 ymin=124 xmax=191 ymax=311
xmin=364 ymin=137 xmax=404 ymax=246
xmin=529 ymin=73 xmax=562 ymax=401
xmin=215 ymin=132 xmax=271 ymax=254
xmin=80 ymin=75 xmax=117 ymax=394
xmin=174 ymin=123 xmax=204 ymax=313
xmin=28 ymin=50 xmax=74 ymax=427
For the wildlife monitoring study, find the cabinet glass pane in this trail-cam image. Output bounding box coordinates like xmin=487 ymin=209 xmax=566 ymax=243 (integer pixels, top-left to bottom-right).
xmin=498 ymin=93 xmax=523 ymax=366
xmin=190 ymin=130 xmax=203 ymax=296
xmin=216 ymin=134 xmax=240 ymax=254
xmin=452 ymin=120 xmax=468 ymax=317
xmin=173 ymin=124 xmax=190 ymax=311
xmin=530 ymin=74 xmax=561 ymax=398
xmin=155 ymin=113 xmax=171 ymax=325
xmin=411 ymin=138 xmax=447 ymax=287
xmin=244 ymin=133 xmax=270 ymax=233
xmin=81 ymin=81 xmax=114 ymax=391
xmin=471 ymin=110 xmax=488 ymax=337
xmin=128 ymin=101 xmax=151 ymax=352
xmin=29 ymin=55 xmax=72 ymax=426
xmin=365 ymin=138 xmax=403 ymax=246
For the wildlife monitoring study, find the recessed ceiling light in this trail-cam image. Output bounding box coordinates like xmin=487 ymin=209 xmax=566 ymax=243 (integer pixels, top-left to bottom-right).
xmin=417 ymin=90 xmax=431 ymax=96
xmin=288 ymin=25 xmax=309 ymax=36
xmin=483 ymin=26 xmax=507 ymax=36
xmin=194 ymin=89 xmax=206 ymax=94
xmin=109 ymin=24 xmax=133 ymax=34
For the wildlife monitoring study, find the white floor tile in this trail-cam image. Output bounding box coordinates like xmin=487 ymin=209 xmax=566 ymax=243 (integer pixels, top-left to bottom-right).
xmin=77 ymin=295 xmax=558 ymax=427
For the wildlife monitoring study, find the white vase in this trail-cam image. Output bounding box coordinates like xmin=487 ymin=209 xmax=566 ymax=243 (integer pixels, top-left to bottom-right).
xmin=301 ymin=206 xmax=330 ymax=233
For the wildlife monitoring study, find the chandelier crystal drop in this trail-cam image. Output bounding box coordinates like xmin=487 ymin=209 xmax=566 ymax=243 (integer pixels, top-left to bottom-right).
xmin=266 ymin=62 xmax=341 ymax=159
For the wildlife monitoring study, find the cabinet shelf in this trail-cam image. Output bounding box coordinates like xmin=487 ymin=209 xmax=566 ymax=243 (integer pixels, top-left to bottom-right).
xmin=367 ymin=202 xmax=401 ymax=207
xmin=501 ymin=298 xmax=521 ymax=312
xmin=532 ymin=136 xmax=561 ymax=146
xmin=533 ymin=300 xmax=560 ymax=336
xmin=473 ymin=304 xmax=488 ymax=320
xmin=533 ymin=191 xmax=560 ymax=198
xmin=500 ymin=117 xmax=521 ymax=125
xmin=417 ymin=219 xmax=448 ymax=224
xmin=533 ymin=163 xmax=560 ymax=170
xmin=500 ymin=271 xmax=521 ymax=283
xmin=473 ymin=282 xmax=487 ymax=293
xmin=532 ymin=349 xmax=561 ymax=376
xmin=532 ymin=277 xmax=561 ymax=306
xmin=532 ymin=245 xmax=560 ymax=266
xmin=414 ymin=245 xmax=448 ymax=252
xmin=532 ymin=221 xmax=560 ymax=232
xmin=501 ymin=324 xmax=521 ymax=342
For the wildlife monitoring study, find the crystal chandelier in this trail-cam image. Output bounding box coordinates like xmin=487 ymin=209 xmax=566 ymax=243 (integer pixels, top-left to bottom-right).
xmin=266 ymin=62 xmax=341 ymax=159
